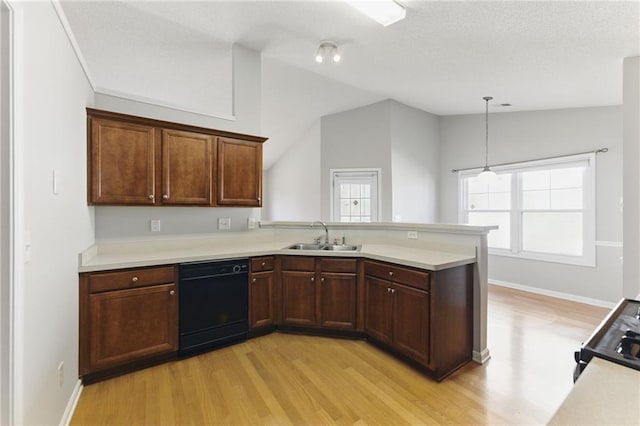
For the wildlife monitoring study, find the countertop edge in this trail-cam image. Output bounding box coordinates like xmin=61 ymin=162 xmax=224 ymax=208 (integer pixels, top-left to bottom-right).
xmin=78 ymin=246 xmax=476 ymax=273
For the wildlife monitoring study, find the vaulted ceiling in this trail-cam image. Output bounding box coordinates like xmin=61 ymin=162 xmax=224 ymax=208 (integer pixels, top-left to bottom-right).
xmin=60 ymin=1 xmax=639 ymax=167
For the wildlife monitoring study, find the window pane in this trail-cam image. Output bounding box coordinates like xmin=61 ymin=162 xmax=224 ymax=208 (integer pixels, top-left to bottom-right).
xmin=468 ymin=193 xmax=488 ymax=210
xmin=522 ymin=189 xmax=550 ymax=210
xmin=551 ymin=188 xmax=583 ymax=209
xmin=340 ymin=184 xmax=349 ymax=198
xmin=550 ymin=167 xmax=583 ymax=189
xmin=465 ymin=174 xmax=511 ymax=211
xmin=340 ymin=199 xmax=350 ymax=216
xmin=362 ymin=199 xmax=371 ymax=215
xmin=522 ymin=170 xmax=550 ymax=190
xmin=489 ymin=174 xmax=512 ymax=193
xmin=350 ymin=200 xmax=361 ymax=216
xmin=350 ymin=184 xmax=361 ymax=198
xmin=467 ymin=212 xmax=511 ymax=250
xmin=522 ymin=212 xmax=583 ymax=256
xmin=467 ymin=178 xmax=488 ymax=194
xmin=489 ymin=192 xmax=510 ymax=210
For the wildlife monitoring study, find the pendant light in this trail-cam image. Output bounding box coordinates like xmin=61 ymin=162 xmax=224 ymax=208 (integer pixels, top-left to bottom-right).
xmin=478 ymin=96 xmax=497 ymax=181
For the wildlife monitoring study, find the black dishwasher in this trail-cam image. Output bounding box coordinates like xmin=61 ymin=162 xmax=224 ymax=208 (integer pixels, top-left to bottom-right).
xmin=178 ymin=258 xmax=249 ymax=357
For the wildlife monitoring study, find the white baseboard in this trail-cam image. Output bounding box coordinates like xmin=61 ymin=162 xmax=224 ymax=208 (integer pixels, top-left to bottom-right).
xmin=489 ymin=279 xmax=617 ymax=309
xmin=59 ymin=379 xmax=83 ymax=426
xmin=472 ymin=349 xmax=491 ymax=364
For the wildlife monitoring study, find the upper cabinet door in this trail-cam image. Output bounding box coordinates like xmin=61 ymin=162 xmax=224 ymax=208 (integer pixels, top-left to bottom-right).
xmin=161 ymin=129 xmax=214 ymax=205
xmin=89 ymin=118 xmax=157 ymax=205
xmin=217 ymin=137 xmax=262 ymax=207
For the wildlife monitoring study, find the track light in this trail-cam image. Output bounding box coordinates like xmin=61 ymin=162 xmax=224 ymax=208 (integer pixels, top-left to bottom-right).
xmin=315 ymin=40 xmax=341 ymax=63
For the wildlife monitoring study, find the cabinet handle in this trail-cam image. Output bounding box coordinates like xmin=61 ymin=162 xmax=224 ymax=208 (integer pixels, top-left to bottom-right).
xmin=261 ymin=262 xmax=266 ymax=267
xmin=169 ymin=290 xmax=175 ymax=296
xmin=391 ymin=289 xmax=396 ymax=294
xmin=162 ymin=194 xmax=169 ymax=200
xmin=148 ymin=194 xmax=154 ymax=200
xmin=387 ymin=288 xmax=391 ymax=293
xmin=388 ymin=271 xmax=394 ymax=277
xmin=131 ymin=276 xmax=139 ymax=282
xmin=311 ymin=277 xmax=315 ymax=282
xmin=321 ymin=277 xmax=325 ymax=282
xmin=252 ymin=278 xmax=256 ymax=283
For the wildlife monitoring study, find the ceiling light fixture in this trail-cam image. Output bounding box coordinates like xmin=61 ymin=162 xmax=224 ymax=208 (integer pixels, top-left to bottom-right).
xmin=315 ymin=40 xmax=341 ymax=63
xmin=478 ymin=96 xmax=497 ymax=181
xmin=346 ymin=0 xmax=406 ymax=27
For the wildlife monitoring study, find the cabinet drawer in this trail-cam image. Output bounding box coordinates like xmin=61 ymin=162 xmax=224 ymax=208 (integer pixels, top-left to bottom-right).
xmin=364 ymin=261 xmax=429 ymax=291
xmin=251 ymin=256 xmax=275 ymax=272
xmin=88 ymin=266 xmax=175 ymax=293
xmin=319 ymin=258 xmax=357 ymax=273
xmin=281 ymin=256 xmax=315 ymax=271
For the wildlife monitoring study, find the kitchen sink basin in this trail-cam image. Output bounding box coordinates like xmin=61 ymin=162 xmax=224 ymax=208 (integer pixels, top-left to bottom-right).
xmin=283 ymin=243 xmax=361 ymax=252
xmin=325 ymin=244 xmax=361 ymax=251
xmin=285 ymin=243 xmax=326 ymax=250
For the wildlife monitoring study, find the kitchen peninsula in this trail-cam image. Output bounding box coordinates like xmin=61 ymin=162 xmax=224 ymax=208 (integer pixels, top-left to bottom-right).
xmin=78 ymin=221 xmax=495 ymax=382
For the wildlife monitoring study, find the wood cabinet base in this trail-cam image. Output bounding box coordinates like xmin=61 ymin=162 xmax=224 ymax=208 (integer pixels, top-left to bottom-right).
xmin=81 ymin=352 xmax=177 ymax=385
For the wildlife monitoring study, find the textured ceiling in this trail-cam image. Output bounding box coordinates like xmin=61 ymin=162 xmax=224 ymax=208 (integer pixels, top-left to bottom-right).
xmin=60 ymin=1 xmax=640 ymax=167
xmin=69 ymin=0 xmax=640 ymax=115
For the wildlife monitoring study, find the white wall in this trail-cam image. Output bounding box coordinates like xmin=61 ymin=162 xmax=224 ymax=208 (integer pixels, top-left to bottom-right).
xmin=321 ymin=100 xmax=393 ymax=221
xmin=16 ymin=2 xmax=95 ymax=424
xmin=93 ymin=44 xmax=264 ymax=240
xmin=262 ymin=57 xmax=382 ymax=221
xmin=390 ymin=100 xmax=440 ymax=223
xmin=439 ymin=106 xmax=623 ymax=303
xmin=0 ymin=1 xmax=11 ymax=423
xmin=622 ymin=56 xmax=640 ymax=299
xmin=263 ymin=122 xmax=321 ymax=221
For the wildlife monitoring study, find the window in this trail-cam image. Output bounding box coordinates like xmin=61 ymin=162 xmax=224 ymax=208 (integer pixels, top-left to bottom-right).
xmin=331 ymin=169 xmax=380 ymax=222
xmin=459 ymin=153 xmax=596 ymax=266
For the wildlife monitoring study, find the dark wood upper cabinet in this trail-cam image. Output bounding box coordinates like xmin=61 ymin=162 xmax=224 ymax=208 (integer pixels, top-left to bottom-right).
xmin=86 ymin=108 xmax=267 ymax=207
xmin=217 ymin=137 xmax=263 ymax=207
xmin=89 ymin=118 xmax=158 ymax=205
xmin=161 ymin=129 xmax=214 ymax=205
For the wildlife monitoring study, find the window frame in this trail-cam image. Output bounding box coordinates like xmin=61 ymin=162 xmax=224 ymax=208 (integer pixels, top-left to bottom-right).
xmin=330 ymin=168 xmax=381 ymax=222
xmin=458 ymin=153 xmax=596 ymax=267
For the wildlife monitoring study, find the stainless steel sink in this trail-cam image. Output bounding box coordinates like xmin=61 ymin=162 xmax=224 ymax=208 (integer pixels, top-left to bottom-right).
xmin=325 ymin=244 xmax=361 ymax=251
xmin=285 ymin=243 xmax=326 ymax=250
xmin=283 ymin=243 xmax=361 ymax=252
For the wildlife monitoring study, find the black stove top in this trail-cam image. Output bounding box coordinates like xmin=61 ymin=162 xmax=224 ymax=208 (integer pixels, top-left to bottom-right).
xmin=576 ymin=298 xmax=640 ymax=373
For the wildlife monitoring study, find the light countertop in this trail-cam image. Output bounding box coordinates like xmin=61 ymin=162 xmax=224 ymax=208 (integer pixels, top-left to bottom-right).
xmin=548 ymin=357 xmax=640 ymax=425
xmin=78 ymin=237 xmax=476 ymax=273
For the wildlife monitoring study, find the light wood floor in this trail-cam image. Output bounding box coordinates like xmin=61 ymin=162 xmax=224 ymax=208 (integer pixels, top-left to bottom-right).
xmin=71 ymin=285 xmax=609 ymax=425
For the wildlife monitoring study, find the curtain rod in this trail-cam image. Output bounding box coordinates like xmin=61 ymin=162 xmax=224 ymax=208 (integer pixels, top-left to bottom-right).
xmin=451 ymin=147 xmax=609 ymax=173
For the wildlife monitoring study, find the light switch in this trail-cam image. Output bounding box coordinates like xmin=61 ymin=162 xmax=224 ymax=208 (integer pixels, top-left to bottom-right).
xmin=247 ymin=218 xmax=257 ymax=229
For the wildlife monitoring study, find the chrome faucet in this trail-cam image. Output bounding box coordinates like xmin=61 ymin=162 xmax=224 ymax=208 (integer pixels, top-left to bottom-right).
xmin=310 ymin=221 xmax=329 ymax=245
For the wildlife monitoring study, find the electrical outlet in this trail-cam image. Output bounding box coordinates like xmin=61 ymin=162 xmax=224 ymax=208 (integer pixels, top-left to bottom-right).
xmin=218 ymin=217 xmax=231 ymax=230
xmin=407 ymin=231 xmax=418 ymax=239
xmin=247 ymin=217 xmax=257 ymax=229
xmin=58 ymin=362 xmax=64 ymax=388
xmin=150 ymin=219 xmax=161 ymax=232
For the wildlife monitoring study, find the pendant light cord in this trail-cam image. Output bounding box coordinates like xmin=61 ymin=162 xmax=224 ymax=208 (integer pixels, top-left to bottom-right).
xmin=483 ymin=96 xmax=492 ymax=170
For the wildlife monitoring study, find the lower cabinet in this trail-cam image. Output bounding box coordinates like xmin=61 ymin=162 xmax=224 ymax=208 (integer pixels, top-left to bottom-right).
xmin=249 ymin=257 xmax=276 ymax=331
xmin=280 ymin=256 xmax=358 ymax=330
xmin=79 ymin=266 xmax=178 ymax=379
xmin=364 ymin=260 xmax=472 ymax=380
xmin=365 ymin=272 xmax=429 ymax=366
